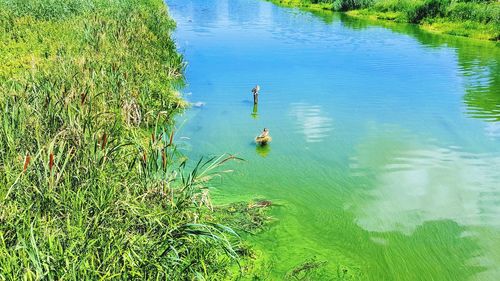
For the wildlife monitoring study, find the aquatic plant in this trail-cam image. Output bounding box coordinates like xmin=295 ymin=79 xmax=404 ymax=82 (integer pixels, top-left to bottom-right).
xmin=285 ymin=257 xmax=329 ymax=280
xmin=213 ymin=200 xmax=274 ymax=235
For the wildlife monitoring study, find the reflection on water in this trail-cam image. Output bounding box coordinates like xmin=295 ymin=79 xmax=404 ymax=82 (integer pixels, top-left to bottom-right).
xmin=369 ymin=220 xmax=484 ymax=281
xmin=463 ymin=62 xmax=500 ymax=122
xmin=256 ymin=144 xmax=270 ymax=157
xmin=338 ymin=11 xmax=500 ymax=123
xmin=290 ymin=103 xmax=333 ymax=143
xmin=349 ymin=127 xmax=500 ymax=279
xmin=485 ymin=122 xmax=500 ymax=139
xmin=351 ymin=144 xmax=500 ymax=234
xmin=251 ymin=103 xmax=259 ymax=119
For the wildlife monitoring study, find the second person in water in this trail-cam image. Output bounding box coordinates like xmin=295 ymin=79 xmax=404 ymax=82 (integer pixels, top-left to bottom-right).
xmin=258 ymin=128 xmax=269 ymax=138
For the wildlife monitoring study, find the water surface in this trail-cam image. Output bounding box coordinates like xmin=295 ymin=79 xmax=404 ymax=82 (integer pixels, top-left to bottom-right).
xmin=167 ymin=0 xmax=500 ymax=279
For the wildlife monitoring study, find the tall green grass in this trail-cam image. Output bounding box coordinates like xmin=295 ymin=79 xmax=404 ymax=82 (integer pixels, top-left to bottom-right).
xmin=273 ymin=0 xmax=374 ymax=10
xmin=370 ymin=0 xmax=499 ymax=24
xmin=272 ymin=0 xmax=500 ymax=40
xmin=0 ymin=0 xmax=259 ymax=279
xmin=366 ymin=0 xmax=500 ymax=39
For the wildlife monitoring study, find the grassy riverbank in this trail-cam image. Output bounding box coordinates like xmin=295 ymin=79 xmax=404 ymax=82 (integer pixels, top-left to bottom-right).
xmin=270 ymin=0 xmax=500 ymax=41
xmin=0 ymin=0 xmax=269 ymax=279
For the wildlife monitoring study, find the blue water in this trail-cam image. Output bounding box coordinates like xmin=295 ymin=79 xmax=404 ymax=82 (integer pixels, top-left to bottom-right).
xmin=167 ymin=0 xmax=500 ymax=279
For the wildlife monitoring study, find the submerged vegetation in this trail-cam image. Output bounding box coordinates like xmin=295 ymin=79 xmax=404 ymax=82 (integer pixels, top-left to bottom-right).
xmin=270 ymin=0 xmax=500 ymax=40
xmin=0 ymin=0 xmax=271 ymax=279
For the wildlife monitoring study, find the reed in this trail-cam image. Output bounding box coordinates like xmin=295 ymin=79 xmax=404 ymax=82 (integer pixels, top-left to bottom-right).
xmin=0 ymin=0 xmax=266 ymax=279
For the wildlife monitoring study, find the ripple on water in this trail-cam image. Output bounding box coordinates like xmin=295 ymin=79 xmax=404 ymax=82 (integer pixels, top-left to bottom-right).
xmin=349 ymin=145 xmax=500 ymax=234
xmin=289 ymin=102 xmax=333 ymax=143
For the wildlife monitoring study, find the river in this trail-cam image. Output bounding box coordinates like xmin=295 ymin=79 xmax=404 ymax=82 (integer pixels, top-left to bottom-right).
xmin=168 ymin=0 xmax=500 ymax=279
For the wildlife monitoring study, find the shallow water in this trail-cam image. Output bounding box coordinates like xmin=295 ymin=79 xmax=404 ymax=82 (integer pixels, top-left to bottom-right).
xmin=167 ymin=0 xmax=500 ymax=279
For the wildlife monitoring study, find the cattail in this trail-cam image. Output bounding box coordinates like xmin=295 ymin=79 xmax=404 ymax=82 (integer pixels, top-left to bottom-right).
xmin=168 ymin=130 xmax=174 ymax=146
xmin=151 ymin=133 xmax=155 ymax=143
xmin=162 ymin=150 xmax=166 ymax=169
xmin=142 ymin=152 xmax=147 ymax=164
xmin=69 ymin=146 xmax=76 ymax=157
xmin=49 ymin=153 xmax=54 ymax=172
xmin=80 ymin=92 xmax=87 ymax=105
xmin=23 ymin=152 xmax=30 ymax=172
xmin=101 ymin=133 xmax=107 ymax=150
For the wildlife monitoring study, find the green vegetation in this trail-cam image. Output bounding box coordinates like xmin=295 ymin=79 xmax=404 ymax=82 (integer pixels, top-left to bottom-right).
xmin=270 ymin=0 xmax=500 ymax=40
xmin=0 ymin=0 xmax=270 ymax=279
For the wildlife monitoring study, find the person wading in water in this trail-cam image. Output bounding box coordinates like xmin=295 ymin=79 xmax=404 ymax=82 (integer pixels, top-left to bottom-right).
xmin=252 ymin=85 xmax=260 ymax=104
xmin=255 ymin=128 xmax=271 ymax=145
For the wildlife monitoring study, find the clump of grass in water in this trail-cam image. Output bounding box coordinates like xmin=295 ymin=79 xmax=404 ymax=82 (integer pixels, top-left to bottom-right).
xmin=285 ymin=257 xmax=359 ymax=280
xmin=212 ymin=200 xmax=275 ymax=235
xmin=286 ymin=257 xmax=329 ymax=280
xmin=0 ymin=0 xmax=271 ymax=279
